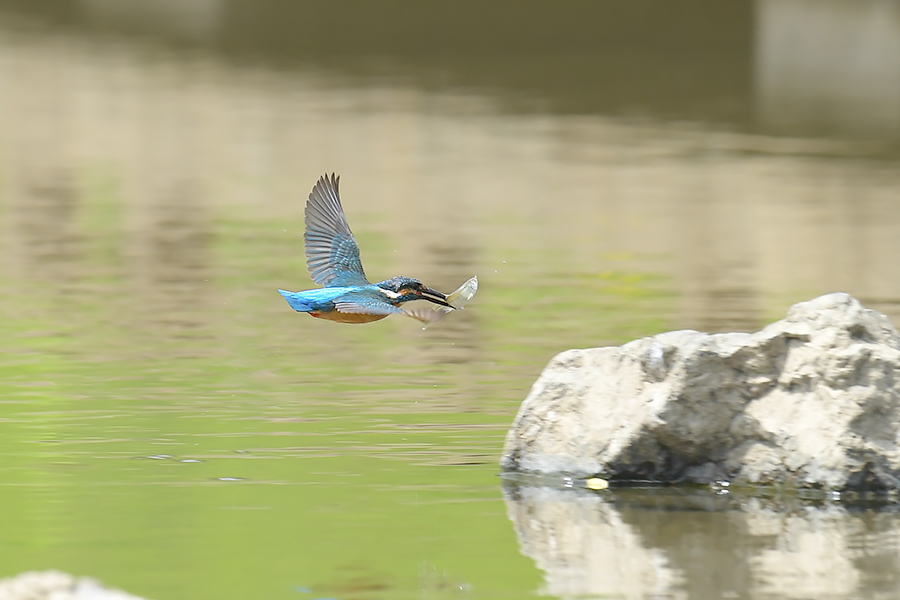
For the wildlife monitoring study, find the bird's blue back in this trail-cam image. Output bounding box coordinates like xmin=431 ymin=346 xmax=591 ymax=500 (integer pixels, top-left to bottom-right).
xmin=277 ymin=286 xmax=360 ymax=312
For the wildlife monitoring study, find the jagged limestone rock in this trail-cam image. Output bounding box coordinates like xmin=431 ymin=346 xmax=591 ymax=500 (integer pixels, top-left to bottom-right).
xmin=501 ymin=293 xmax=900 ymax=490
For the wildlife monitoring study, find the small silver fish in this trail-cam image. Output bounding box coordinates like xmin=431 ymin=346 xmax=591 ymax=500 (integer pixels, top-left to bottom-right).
xmin=406 ymin=276 xmax=479 ymax=329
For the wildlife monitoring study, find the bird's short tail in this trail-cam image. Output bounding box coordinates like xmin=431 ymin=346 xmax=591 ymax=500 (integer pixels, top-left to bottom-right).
xmin=278 ymin=289 xmax=313 ymax=312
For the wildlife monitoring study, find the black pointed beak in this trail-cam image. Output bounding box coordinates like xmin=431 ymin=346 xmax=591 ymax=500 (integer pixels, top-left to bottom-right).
xmin=421 ymin=286 xmax=454 ymax=308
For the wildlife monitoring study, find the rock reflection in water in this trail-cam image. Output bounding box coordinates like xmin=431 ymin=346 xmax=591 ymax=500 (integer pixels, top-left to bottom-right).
xmin=502 ymin=482 xmax=900 ymax=600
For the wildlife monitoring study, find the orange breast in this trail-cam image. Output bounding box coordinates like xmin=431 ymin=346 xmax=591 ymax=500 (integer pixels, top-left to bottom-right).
xmin=310 ymin=310 xmax=389 ymax=324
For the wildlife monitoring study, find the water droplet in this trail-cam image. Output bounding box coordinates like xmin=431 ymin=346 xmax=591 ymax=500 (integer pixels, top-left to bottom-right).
xmin=502 ymin=260 xmax=507 ymax=263
xmin=218 ymin=477 xmax=243 ymax=482
xmin=180 ymin=459 xmax=202 ymax=463
xmin=148 ymin=455 xmax=171 ymax=460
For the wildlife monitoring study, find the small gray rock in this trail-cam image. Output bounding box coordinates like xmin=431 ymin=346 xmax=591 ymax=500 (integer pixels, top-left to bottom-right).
xmin=501 ymin=293 xmax=900 ymax=490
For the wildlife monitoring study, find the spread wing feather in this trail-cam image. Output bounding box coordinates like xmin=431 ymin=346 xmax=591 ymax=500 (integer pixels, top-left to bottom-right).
xmin=304 ymin=174 xmax=370 ymax=287
xmin=403 ymin=305 xmax=452 ymax=325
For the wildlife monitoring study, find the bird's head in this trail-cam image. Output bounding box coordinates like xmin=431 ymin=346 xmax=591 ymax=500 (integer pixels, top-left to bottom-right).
xmin=377 ymin=276 xmax=453 ymax=307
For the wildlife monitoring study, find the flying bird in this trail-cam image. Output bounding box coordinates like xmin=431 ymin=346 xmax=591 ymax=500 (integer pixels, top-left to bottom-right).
xmin=278 ymin=173 xmax=456 ymax=324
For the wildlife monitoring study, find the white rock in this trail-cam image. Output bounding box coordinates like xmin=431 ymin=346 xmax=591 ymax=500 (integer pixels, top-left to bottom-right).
xmin=501 ymin=293 xmax=900 ymax=490
xmin=0 ymin=571 xmax=148 ymax=600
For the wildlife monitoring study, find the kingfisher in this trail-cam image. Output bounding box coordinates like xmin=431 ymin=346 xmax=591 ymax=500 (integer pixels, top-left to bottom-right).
xmin=278 ymin=173 xmax=455 ymax=324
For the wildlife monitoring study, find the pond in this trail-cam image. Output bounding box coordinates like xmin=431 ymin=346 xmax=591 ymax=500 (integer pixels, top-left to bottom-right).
xmin=1 ymin=2 xmax=900 ymax=599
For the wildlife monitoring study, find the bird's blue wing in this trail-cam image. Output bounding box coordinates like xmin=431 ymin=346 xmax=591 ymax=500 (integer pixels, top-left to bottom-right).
xmin=333 ymin=293 xmax=404 ymax=316
xmin=335 ymin=293 xmax=445 ymax=324
xmin=305 ymin=174 xmax=370 ymax=287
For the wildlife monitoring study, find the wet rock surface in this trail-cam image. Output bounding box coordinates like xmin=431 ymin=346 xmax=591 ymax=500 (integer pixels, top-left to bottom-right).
xmin=0 ymin=571 xmax=148 ymax=600
xmin=501 ymin=293 xmax=900 ymax=490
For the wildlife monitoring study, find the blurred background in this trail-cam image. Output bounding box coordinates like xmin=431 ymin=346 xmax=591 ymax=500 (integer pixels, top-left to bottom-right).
xmin=1 ymin=1 xmax=899 ymax=599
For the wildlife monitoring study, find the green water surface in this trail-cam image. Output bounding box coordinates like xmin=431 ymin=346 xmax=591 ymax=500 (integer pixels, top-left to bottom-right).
xmin=0 ymin=180 xmax=672 ymax=599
